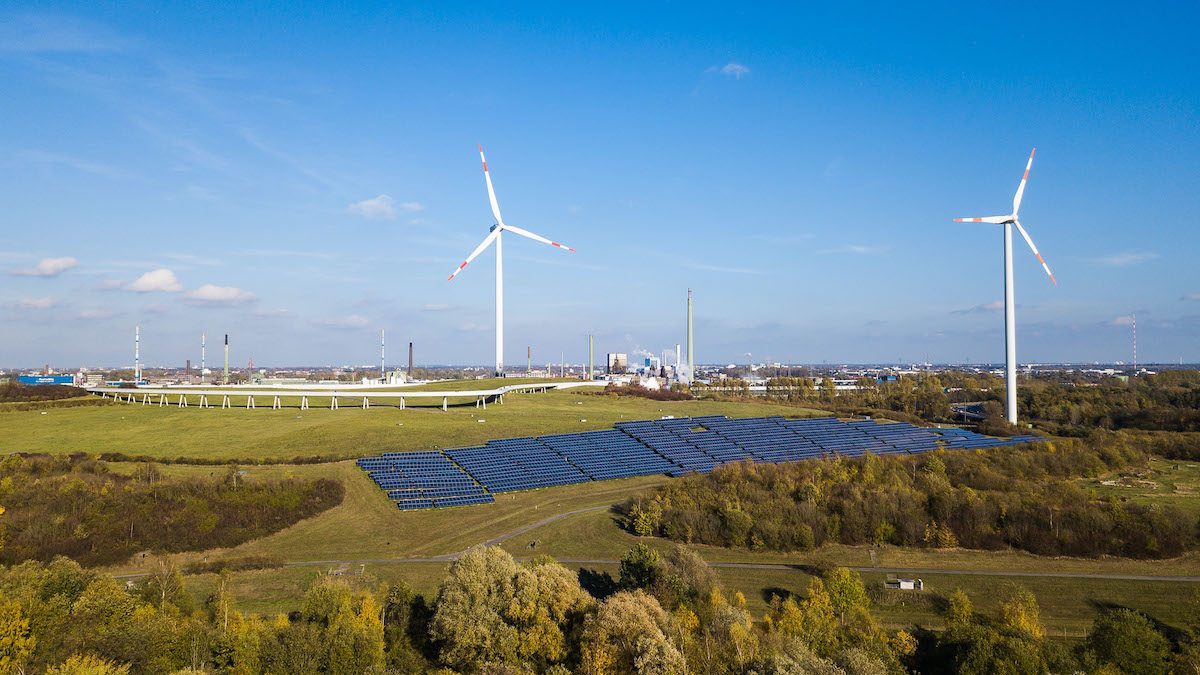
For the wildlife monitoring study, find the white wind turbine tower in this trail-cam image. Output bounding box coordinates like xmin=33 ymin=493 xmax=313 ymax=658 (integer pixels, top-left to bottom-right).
xmin=448 ymin=146 xmax=576 ymax=376
xmin=954 ymin=148 xmax=1057 ymax=425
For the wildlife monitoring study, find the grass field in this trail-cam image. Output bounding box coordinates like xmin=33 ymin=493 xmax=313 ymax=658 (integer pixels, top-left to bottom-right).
xmin=1 ymin=389 xmax=830 ymax=461
xmin=1082 ymin=456 xmax=1200 ymax=514
xmin=14 ymin=388 xmax=1199 ymax=636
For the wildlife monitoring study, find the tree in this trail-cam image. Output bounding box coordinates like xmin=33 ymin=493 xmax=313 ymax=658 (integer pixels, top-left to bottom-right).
xmin=998 ymin=587 xmax=1044 ymax=640
xmin=823 ymin=568 xmax=869 ymax=626
xmin=44 ymin=653 xmax=131 ymax=674
xmin=945 ymin=590 xmax=974 ymax=633
xmin=1086 ymin=609 xmax=1172 ymax=675
xmin=579 ymin=590 xmax=684 ymax=675
xmin=618 ymin=544 xmax=663 ymax=591
xmin=0 ymin=600 xmax=34 ymax=674
xmin=431 ymin=547 xmax=589 ymax=671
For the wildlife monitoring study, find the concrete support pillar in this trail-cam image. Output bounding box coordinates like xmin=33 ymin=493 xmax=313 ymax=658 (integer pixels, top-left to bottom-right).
xmin=331 ymin=396 xmax=339 ymax=410
xmin=178 ymin=395 xmax=188 ymax=408
xmin=222 ymin=395 xmax=231 ymax=409
xmin=442 ymin=396 xmax=447 ymax=411
xmin=273 ymin=396 xmax=281 ymax=410
xmin=247 ymin=396 xmax=255 ymax=409
xmin=301 ymin=396 xmax=309 ymax=410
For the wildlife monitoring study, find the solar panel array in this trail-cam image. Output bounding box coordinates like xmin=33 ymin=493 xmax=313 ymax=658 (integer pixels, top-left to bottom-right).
xmin=359 ymin=416 xmax=1041 ymax=509
xmin=446 ymin=438 xmax=589 ymax=493
xmin=356 ymin=451 xmax=494 ymax=510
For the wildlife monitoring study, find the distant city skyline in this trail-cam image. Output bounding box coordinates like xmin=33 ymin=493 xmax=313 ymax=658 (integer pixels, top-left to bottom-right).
xmin=2 ymin=4 xmax=1197 ymax=368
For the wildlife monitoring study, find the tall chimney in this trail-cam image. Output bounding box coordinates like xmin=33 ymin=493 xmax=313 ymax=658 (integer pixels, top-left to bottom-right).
xmin=407 ymin=342 xmax=414 ymax=378
xmin=135 ymin=324 xmax=141 ymax=383
xmin=381 ymin=329 xmax=386 ymax=379
xmin=201 ymin=332 xmax=206 ymax=380
xmin=223 ymin=334 xmax=230 ymax=385
xmin=686 ymin=289 xmax=694 ymax=373
xmin=588 ymin=335 xmax=594 ymax=380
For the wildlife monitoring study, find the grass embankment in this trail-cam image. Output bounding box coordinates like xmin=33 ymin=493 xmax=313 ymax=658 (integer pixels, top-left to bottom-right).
xmin=1082 ymin=456 xmax=1200 ymax=514
xmin=0 ymin=390 xmax=829 ymax=461
xmin=104 ymin=460 xmax=1197 ymax=634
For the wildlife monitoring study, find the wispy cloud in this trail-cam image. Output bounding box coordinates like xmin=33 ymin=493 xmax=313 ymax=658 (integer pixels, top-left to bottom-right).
xmin=684 ymin=262 xmax=764 ymax=275
xmin=77 ymin=308 xmax=119 ymax=320
xmin=708 ymin=62 xmax=750 ymax=79
xmin=952 ymin=300 xmax=1004 ymax=315
xmin=236 ymin=249 xmax=334 ymax=260
xmin=162 ymin=252 xmax=223 ymax=267
xmin=1110 ymin=314 xmax=1136 ymax=327
xmin=1182 ymin=292 xmax=1200 ymax=301
xmin=126 ymin=268 xmax=182 ymax=293
xmin=1090 ymin=251 xmax=1158 ymax=267
xmin=253 ymin=308 xmax=289 ymax=318
xmin=423 ymin=303 xmax=451 ymax=312
xmin=183 ymin=284 xmax=256 ymax=306
xmin=347 ymin=194 xmax=423 ymax=220
xmin=0 ymin=13 xmax=130 ymax=53
xmin=316 ymin=314 xmax=370 ymax=329
xmin=9 ymin=256 xmax=78 ymax=277
xmin=13 ymin=297 xmax=55 ymax=310
xmin=15 ymin=149 xmax=125 ymax=178
xmin=821 ymin=244 xmax=885 ymax=255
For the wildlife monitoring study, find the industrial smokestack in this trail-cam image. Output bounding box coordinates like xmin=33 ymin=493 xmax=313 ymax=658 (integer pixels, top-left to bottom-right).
xmin=407 ymin=342 xmax=413 ymax=378
xmin=135 ymin=324 xmax=141 ymax=384
xmin=223 ymin=334 xmax=229 ymax=385
xmin=527 ymin=345 xmax=532 ymax=376
xmin=686 ymin=289 xmax=694 ymax=373
xmin=588 ymin=335 xmax=594 ymax=380
xmin=201 ymin=332 xmax=207 ymax=381
xmin=381 ymin=329 xmax=386 ymax=379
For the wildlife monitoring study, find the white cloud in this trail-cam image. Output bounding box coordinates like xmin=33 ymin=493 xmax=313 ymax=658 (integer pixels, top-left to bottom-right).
xmin=317 ymin=314 xmax=370 ymax=329
xmin=15 ymin=297 xmax=55 ymax=310
xmin=821 ymin=244 xmax=885 ymax=255
xmin=714 ymin=62 xmax=750 ymax=79
xmin=9 ymin=256 xmax=78 ymax=277
xmin=1110 ymin=315 xmax=1136 ymax=327
xmin=347 ymin=194 xmax=420 ymax=220
xmin=1091 ymin=251 xmax=1159 ymax=267
xmin=127 ymin=268 xmax=182 ymax=292
xmin=183 ymin=284 xmax=256 ymax=306
xmin=953 ymin=300 xmax=1005 ymax=314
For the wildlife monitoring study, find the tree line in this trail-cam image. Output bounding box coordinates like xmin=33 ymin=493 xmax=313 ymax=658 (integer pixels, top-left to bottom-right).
xmin=695 ymin=369 xmax=1200 ymax=435
xmin=2 ymin=545 xmax=1198 ymax=674
xmin=620 ymin=431 xmax=1199 ymax=559
xmin=0 ymin=454 xmax=344 ymax=566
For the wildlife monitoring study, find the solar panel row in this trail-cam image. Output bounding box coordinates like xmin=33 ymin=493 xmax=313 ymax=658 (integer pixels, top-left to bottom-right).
xmin=357 ymin=451 xmax=491 ymax=510
xmin=358 ymin=416 xmax=1042 ymax=508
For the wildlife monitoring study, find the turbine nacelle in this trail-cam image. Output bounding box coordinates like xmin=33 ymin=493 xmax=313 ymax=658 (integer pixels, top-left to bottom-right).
xmin=952 ymin=148 xmax=1055 ymax=286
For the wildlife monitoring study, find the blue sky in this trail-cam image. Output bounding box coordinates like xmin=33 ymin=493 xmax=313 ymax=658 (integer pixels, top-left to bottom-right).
xmin=2 ymin=2 xmax=1198 ymax=368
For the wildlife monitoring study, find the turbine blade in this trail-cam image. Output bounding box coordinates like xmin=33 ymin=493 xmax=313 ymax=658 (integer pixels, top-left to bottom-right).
xmin=447 ymin=229 xmax=500 ymax=280
xmin=953 ymin=216 xmax=1011 ymax=224
xmin=502 ymin=224 xmax=576 ymax=252
xmin=1012 ymin=147 xmax=1035 ymax=215
xmin=479 ymin=144 xmax=504 ymax=226
xmin=1013 ymin=219 xmax=1057 ymax=286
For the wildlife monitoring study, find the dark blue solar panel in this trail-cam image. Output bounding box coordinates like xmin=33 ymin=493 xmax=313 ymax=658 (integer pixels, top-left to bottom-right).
xmin=361 ymin=416 xmax=1042 ymax=508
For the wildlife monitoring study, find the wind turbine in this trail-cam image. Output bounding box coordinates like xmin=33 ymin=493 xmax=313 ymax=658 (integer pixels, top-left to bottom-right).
xmin=448 ymin=146 xmax=575 ymax=376
xmin=954 ymin=148 xmax=1056 ymax=425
